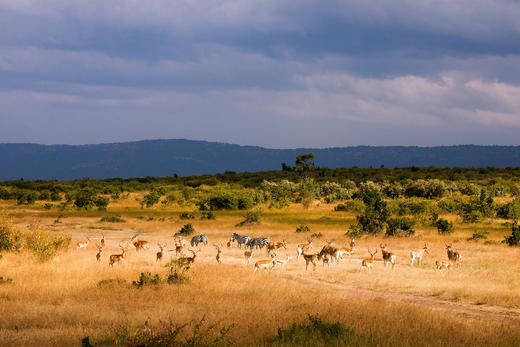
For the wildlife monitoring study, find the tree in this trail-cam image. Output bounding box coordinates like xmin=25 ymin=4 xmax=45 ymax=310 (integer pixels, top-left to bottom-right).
xmin=295 ymin=153 xmax=315 ymax=178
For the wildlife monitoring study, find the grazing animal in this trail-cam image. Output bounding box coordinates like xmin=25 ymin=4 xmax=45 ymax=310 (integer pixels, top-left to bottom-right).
xmin=95 ymin=243 xmax=103 ymax=262
xmin=318 ymin=241 xmax=340 ymax=264
xmin=244 ymin=249 xmax=254 ymax=264
xmin=173 ymin=236 xmax=185 ymax=256
xmin=247 ymin=237 xmax=270 ymax=250
xmin=131 ymin=234 xmax=150 ymax=251
xmin=226 ymin=239 xmax=232 ymax=248
xmin=99 ymin=232 xmax=105 ymax=247
xmin=435 ymin=259 xmax=458 ymax=272
xmin=231 ymin=233 xmax=250 ymax=248
xmin=272 ymin=253 xmax=292 ymax=270
xmin=109 ymin=243 xmax=128 ymax=266
xmin=156 ymin=242 xmax=166 ymax=262
xmin=360 ymin=248 xmax=378 ymax=271
xmin=302 ymin=252 xmax=318 ymax=271
xmin=266 ymin=240 xmax=287 ymax=255
xmin=445 ymin=243 xmax=462 ymax=263
xmin=380 ymin=243 xmax=397 ymax=270
xmin=177 ymin=249 xmax=199 ymax=266
xmin=410 ymin=243 xmax=429 ymax=266
xmin=338 ymin=238 xmax=356 ymax=258
xmin=254 ymin=254 xmax=276 ymax=273
xmin=296 ymin=238 xmax=313 ymax=262
xmin=190 ymin=234 xmax=208 ymax=247
xmin=77 ymin=236 xmax=90 ymax=249
xmin=214 ymin=243 xmax=223 ymax=264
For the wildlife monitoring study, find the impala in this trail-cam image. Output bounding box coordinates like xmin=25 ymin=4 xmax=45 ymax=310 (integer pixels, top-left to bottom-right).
xmin=244 ymin=249 xmax=254 ymax=264
xmin=95 ymin=243 xmax=103 ymax=262
xmin=410 ymin=243 xmax=429 ymax=266
xmin=109 ymin=243 xmax=128 ymax=266
xmin=177 ymin=249 xmax=199 ymax=266
xmin=337 ymin=238 xmax=356 ymax=259
xmin=272 ymin=253 xmax=291 ymax=269
xmin=156 ymin=242 xmax=167 ymax=262
xmin=266 ymin=240 xmax=287 ymax=255
xmin=173 ymin=236 xmax=186 ymax=256
xmin=99 ymin=232 xmax=105 ymax=247
xmin=318 ymin=240 xmax=340 ymax=264
xmin=296 ymin=238 xmax=313 ymax=262
xmin=380 ymin=243 xmax=397 ymax=270
xmin=132 ymin=233 xmax=150 ymax=251
xmin=445 ymin=243 xmax=462 ymax=263
xmin=254 ymin=254 xmax=276 ymax=273
xmin=214 ymin=243 xmax=223 ymax=264
xmin=360 ymin=248 xmax=378 ymax=271
xmin=77 ymin=236 xmax=90 ymax=249
xmin=435 ymin=259 xmax=458 ymax=272
xmin=302 ymin=252 xmax=318 ymax=271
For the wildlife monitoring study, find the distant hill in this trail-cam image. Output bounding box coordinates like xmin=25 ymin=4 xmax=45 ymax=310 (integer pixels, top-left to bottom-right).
xmin=1 ymin=139 xmax=520 ymax=181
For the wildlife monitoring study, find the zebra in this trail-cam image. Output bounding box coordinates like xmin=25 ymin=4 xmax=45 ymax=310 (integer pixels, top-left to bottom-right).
xmin=231 ymin=233 xmax=250 ymax=248
xmin=190 ymin=234 xmax=208 ymax=247
xmin=247 ymin=237 xmax=270 ymax=249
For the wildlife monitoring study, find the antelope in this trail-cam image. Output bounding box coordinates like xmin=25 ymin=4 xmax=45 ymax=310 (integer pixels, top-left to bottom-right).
xmin=173 ymin=236 xmax=186 ymax=256
xmin=226 ymin=239 xmax=232 ymax=248
xmin=109 ymin=243 xmax=128 ymax=266
xmin=296 ymin=238 xmax=313 ymax=262
xmin=132 ymin=234 xmax=150 ymax=251
xmin=318 ymin=241 xmax=340 ymax=264
xmin=95 ymin=243 xmax=103 ymax=262
xmin=410 ymin=243 xmax=429 ymax=266
xmin=360 ymin=248 xmax=378 ymax=271
xmin=77 ymin=236 xmax=90 ymax=249
xmin=380 ymin=243 xmax=397 ymax=270
xmin=214 ymin=243 xmax=223 ymax=264
xmin=177 ymin=249 xmax=199 ymax=266
xmin=338 ymin=238 xmax=356 ymax=259
xmin=321 ymin=253 xmax=333 ymax=267
xmin=272 ymin=253 xmax=292 ymax=269
xmin=445 ymin=243 xmax=462 ymax=263
xmin=266 ymin=239 xmax=287 ymax=255
xmin=254 ymin=254 xmax=276 ymax=273
xmin=156 ymin=242 xmax=166 ymax=262
xmin=244 ymin=249 xmax=254 ymax=264
xmin=302 ymin=252 xmax=318 ymax=271
xmin=99 ymin=232 xmax=105 ymax=247
xmin=435 ymin=259 xmax=458 ymax=272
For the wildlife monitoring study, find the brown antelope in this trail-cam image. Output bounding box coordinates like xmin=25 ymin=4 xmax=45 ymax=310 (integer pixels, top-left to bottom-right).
xmin=109 ymin=243 xmax=128 ymax=266
xmin=254 ymin=254 xmax=276 ymax=273
xmin=214 ymin=243 xmax=223 ymax=264
xmin=95 ymin=243 xmax=103 ymax=262
xmin=318 ymin=240 xmax=340 ymax=264
xmin=266 ymin=239 xmax=287 ymax=255
xmin=338 ymin=238 xmax=356 ymax=259
xmin=173 ymin=236 xmax=186 ymax=256
xmin=410 ymin=243 xmax=429 ymax=266
xmin=77 ymin=236 xmax=90 ymax=249
xmin=156 ymin=242 xmax=166 ymax=262
xmin=272 ymin=253 xmax=292 ymax=270
xmin=296 ymin=238 xmax=313 ymax=262
xmin=244 ymin=248 xmax=254 ymax=264
xmin=380 ymin=243 xmax=397 ymax=270
xmin=302 ymin=252 xmax=318 ymax=271
xmin=445 ymin=243 xmax=462 ymax=263
xmin=360 ymin=248 xmax=378 ymax=271
xmin=99 ymin=232 xmax=105 ymax=247
xmin=177 ymin=249 xmax=199 ymax=266
xmin=131 ymin=233 xmax=150 ymax=251
xmin=226 ymin=239 xmax=232 ymax=248
xmin=435 ymin=259 xmax=458 ymax=272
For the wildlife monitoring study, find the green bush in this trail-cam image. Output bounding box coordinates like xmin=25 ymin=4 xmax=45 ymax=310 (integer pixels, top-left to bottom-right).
xmin=436 ymin=218 xmax=454 ymax=234
xmin=200 ymin=211 xmax=216 ymax=220
xmin=176 ymin=223 xmax=195 ymax=236
xmin=180 ymin=212 xmax=196 ymax=220
xmin=386 ymin=217 xmax=416 ymax=237
xmin=310 ymin=232 xmax=323 ymax=238
xmin=0 ymin=212 xmax=22 ymax=252
xmin=467 ymin=230 xmax=489 ymax=241
xmin=132 ymin=272 xmax=161 ymax=288
xmin=43 ymin=203 xmax=53 ymax=210
xmin=334 ymin=204 xmax=348 ymax=211
xmin=100 ymin=215 xmax=125 ymax=223
xmin=25 ymin=228 xmax=71 ymax=262
xmin=296 ymin=224 xmax=310 ymax=233
xmin=463 ymin=210 xmax=483 ymax=223
xmin=235 ymin=210 xmax=262 ymax=227
xmin=503 ymin=221 xmax=520 ymax=246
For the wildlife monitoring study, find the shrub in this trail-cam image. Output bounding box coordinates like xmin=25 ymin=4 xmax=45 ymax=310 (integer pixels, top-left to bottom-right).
xmin=235 ymin=210 xmax=262 ymax=227
xmin=25 ymin=228 xmax=71 ymax=262
xmin=200 ymin=211 xmax=216 ymax=220
xmin=166 ymin=258 xmax=191 ymax=284
xmin=176 ymin=223 xmax=195 ymax=236
xmin=43 ymin=203 xmax=53 ymax=210
xmin=100 ymin=215 xmax=125 ymax=223
xmin=180 ymin=212 xmax=195 ymax=220
xmin=296 ymin=224 xmax=310 ymax=233
xmin=0 ymin=212 xmax=22 ymax=252
xmin=310 ymin=232 xmax=323 ymax=238
xmin=97 ymin=278 xmax=127 ymax=287
xmin=467 ymin=230 xmax=489 ymax=241
xmin=132 ymin=272 xmax=161 ymax=288
xmin=436 ymin=218 xmax=454 ymax=235
xmin=503 ymin=221 xmax=520 ymax=246
xmin=386 ymin=217 xmax=416 ymax=237
xmin=463 ymin=210 xmax=483 ymax=223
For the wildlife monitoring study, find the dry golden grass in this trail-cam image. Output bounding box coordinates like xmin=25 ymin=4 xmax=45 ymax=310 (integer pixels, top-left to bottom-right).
xmin=1 ymin=204 xmax=520 ymax=346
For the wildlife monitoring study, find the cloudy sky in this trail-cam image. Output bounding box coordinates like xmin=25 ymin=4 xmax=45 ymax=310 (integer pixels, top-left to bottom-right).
xmin=1 ymin=0 xmax=519 ymax=148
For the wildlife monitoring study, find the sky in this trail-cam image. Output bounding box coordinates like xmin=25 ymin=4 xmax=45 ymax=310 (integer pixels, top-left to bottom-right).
xmin=0 ymin=0 xmax=519 ymax=148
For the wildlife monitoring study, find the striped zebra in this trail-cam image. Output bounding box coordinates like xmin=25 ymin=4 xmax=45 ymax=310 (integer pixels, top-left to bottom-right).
xmin=247 ymin=237 xmax=270 ymax=249
xmin=231 ymin=233 xmax=250 ymax=248
xmin=190 ymin=234 xmax=208 ymax=247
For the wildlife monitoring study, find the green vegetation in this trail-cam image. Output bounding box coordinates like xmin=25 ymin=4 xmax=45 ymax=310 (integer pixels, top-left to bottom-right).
xmin=295 ymin=224 xmax=310 ymax=233
xmin=176 ymin=223 xmax=195 ymax=236
xmin=236 ymin=210 xmax=262 ymax=227
xmin=504 ymin=221 xmax=520 ymax=246
xmin=24 ymin=228 xmax=71 ymax=262
xmin=436 ymin=218 xmax=454 ymax=234
xmin=100 ymin=215 xmax=125 ymax=223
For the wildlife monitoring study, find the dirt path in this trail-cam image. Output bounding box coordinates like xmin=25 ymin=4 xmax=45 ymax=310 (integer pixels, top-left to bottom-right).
xmin=291 ymin=275 xmax=520 ymax=324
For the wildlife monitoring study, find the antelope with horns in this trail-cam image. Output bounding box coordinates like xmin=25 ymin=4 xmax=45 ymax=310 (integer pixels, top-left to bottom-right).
xmin=266 ymin=239 xmax=287 ymax=255
xmin=177 ymin=249 xmax=200 ymax=267
xmin=318 ymin=240 xmax=340 ymax=265
xmin=77 ymin=235 xmax=90 ymax=249
xmin=296 ymin=238 xmax=313 ymax=262
xmin=131 ymin=233 xmax=150 ymax=251
xmin=360 ymin=248 xmax=378 ymax=271
xmin=244 ymin=248 xmax=254 ymax=264
xmin=337 ymin=238 xmax=356 ymax=259
xmin=445 ymin=243 xmax=462 ymax=263
xmin=410 ymin=243 xmax=429 ymax=266
xmin=380 ymin=243 xmax=397 ymax=270
xmin=214 ymin=243 xmax=223 ymax=264
xmin=95 ymin=243 xmax=103 ymax=262
xmin=109 ymin=243 xmax=128 ymax=267
xmin=254 ymin=254 xmax=276 ymax=273
xmin=173 ymin=236 xmax=186 ymax=256
xmin=302 ymin=252 xmax=318 ymax=271
xmin=272 ymin=253 xmax=292 ymax=269
xmin=99 ymin=232 xmax=105 ymax=247
xmin=156 ymin=242 xmax=167 ymax=262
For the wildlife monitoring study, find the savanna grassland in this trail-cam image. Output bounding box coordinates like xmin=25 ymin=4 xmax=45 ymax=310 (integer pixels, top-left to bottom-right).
xmin=1 ymin=194 xmax=520 ymax=346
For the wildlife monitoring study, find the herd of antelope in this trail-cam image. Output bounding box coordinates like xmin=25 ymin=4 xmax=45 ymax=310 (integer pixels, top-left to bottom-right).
xmin=76 ymin=231 xmax=462 ymax=273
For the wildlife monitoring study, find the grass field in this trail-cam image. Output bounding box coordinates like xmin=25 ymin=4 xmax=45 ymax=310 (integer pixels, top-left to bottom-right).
xmin=1 ymin=201 xmax=520 ymax=346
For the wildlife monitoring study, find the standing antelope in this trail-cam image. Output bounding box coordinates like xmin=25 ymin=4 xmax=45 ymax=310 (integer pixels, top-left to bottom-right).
xmin=266 ymin=240 xmax=287 ymax=255
xmin=77 ymin=236 xmax=90 ymax=249
xmin=99 ymin=232 xmax=105 ymax=247
xmin=410 ymin=243 xmax=429 ymax=266
xmin=360 ymin=248 xmax=378 ymax=271
xmin=380 ymin=243 xmax=397 ymax=270
xmin=318 ymin=241 xmax=340 ymax=264
xmin=226 ymin=239 xmax=232 ymax=248
xmin=445 ymin=243 xmax=462 ymax=263
xmin=214 ymin=243 xmax=223 ymax=264
xmin=95 ymin=243 xmax=103 ymax=262
xmin=173 ymin=236 xmax=185 ymax=256
xmin=177 ymin=249 xmax=199 ymax=266
xmin=296 ymin=238 xmax=313 ymax=262
xmin=435 ymin=259 xmax=458 ymax=272
xmin=272 ymin=253 xmax=292 ymax=270
xmin=244 ymin=248 xmax=254 ymax=264
xmin=156 ymin=242 xmax=166 ymax=262
xmin=338 ymin=238 xmax=356 ymax=259
xmin=254 ymin=254 xmax=276 ymax=273
xmin=109 ymin=243 xmax=128 ymax=266
xmin=132 ymin=234 xmax=150 ymax=251
xmin=302 ymin=252 xmax=318 ymax=271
